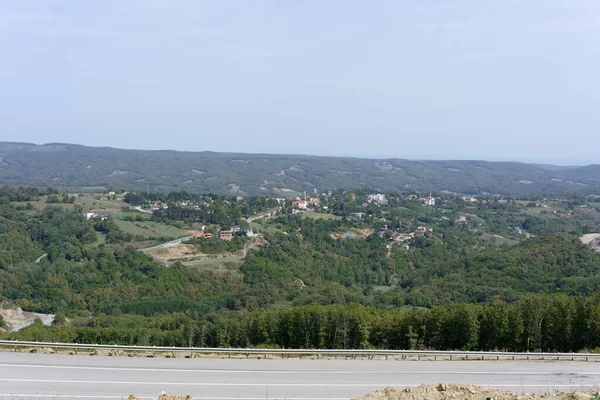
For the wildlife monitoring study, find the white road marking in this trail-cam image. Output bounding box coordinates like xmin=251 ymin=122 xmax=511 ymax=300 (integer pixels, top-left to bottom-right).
xmin=0 ymin=379 xmax=597 ymax=388
xmin=0 ymin=363 xmax=597 ymax=375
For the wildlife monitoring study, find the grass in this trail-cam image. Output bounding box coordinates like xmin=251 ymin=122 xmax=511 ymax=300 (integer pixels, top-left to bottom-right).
xmin=481 ymin=234 xmax=519 ymax=246
xmin=183 ymin=255 xmax=243 ymax=271
xmin=95 ymin=231 xmax=106 ymax=245
xmin=74 ymin=197 xmax=125 ymax=213
xmin=373 ymin=285 xmax=394 ymax=293
xmin=12 ymin=195 xmax=126 ymax=214
xmin=300 ymin=211 xmax=342 ymax=220
xmin=115 ymin=220 xmax=187 ymax=238
xmin=250 ymin=221 xmax=281 ymax=235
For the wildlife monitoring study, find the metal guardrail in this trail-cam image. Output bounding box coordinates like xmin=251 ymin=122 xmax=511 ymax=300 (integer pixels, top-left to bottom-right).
xmin=0 ymin=340 xmax=599 ymax=361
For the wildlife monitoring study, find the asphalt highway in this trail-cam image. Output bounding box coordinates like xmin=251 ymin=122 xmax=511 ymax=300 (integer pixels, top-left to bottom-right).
xmin=0 ymin=353 xmax=598 ymax=399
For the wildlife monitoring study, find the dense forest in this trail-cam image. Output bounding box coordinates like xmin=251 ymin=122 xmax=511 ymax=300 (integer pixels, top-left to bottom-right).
xmin=1 ymin=186 xmax=600 ymax=352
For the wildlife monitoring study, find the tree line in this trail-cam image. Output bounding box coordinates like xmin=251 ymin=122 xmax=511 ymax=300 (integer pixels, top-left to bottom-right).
xmin=6 ymin=296 xmax=600 ymax=353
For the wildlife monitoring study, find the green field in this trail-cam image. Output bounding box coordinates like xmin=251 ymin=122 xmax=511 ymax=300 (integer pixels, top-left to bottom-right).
xmin=183 ymin=255 xmax=243 ymax=271
xmin=250 ymin=221 xmax=282 ymax=235
xmin=114 ymin=220 xmax=187 ymax=238
xmin=481 ymin=234 xmax=519 ymax=246
xmin=75 ymin=197 xmax=125 ymax=213
xmin=12 ymin=195 xmax=126 ymax=214
xmin=300 ymin=211 xmax=342 ymax=220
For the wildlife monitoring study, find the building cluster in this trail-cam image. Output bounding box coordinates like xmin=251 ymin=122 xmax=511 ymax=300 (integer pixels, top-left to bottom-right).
xmin=377 ymin=220 xmax=435 ymax=252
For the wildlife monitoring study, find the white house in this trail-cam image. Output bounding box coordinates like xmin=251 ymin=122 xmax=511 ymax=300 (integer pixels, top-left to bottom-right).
xmin=424 ymin=192 xmax=435 ymax=206
xmin=367 ymin=193 xmax=388 ymax=204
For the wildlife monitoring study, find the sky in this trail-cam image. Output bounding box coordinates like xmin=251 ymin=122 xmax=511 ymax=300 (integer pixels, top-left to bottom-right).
xmin=0 ymin=1 xmax=599 ymax=165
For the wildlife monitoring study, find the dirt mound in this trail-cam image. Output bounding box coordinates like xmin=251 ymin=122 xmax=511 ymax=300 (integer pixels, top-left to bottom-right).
xmin=98 ymin=349 xmax=127 ymax=357
xmin=29 ymin=347 xmax=55 ymax=354
xmin=128 ymin=394 xmax=193 ymax=400
xmin=354 ymin=384 xmax=599 ymax=400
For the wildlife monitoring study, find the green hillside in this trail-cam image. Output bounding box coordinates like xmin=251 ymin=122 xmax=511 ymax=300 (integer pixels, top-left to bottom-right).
xmin=1 ymin=142 xmax=599 ymax=196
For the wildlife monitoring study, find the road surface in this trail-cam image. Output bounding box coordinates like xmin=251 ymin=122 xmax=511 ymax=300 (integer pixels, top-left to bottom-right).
xmin=139 ymin=236 xmax=193 ymax=252
xmin=0 ymin=353 xmax=598 ymax=399
xmin=34 ymin=253 xmax=47 ymax=263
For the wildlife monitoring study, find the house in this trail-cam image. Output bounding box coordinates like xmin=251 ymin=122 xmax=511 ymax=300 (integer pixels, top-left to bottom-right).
xmin=394 ymin=234 xmax=412 ymax=242
xmin=367 ymin=194 xmax=388 ymax=204
xmin=293 ymin=200 xmax=308 ymax=209
xmin=220 ymin=230 xmax=233 ymax=241
xmin=84 ymin=211 xmax=96 ymax=220
xmin=246 ymin=229 xmax=255 ymax=237
xmin=424 ymin=192 xmax=436 ymax=206
xmin=351 ymin=212 xmax=365 ymax=220
xmin=416 ymin=226 xmax=427 ymax=235
xmin=189 ymin=230 xmax=204 ymax=238
xmin=306 ymin=197 xmax=320 ymax=206
xmin=458 ymin=215 xmax=468 ymax=222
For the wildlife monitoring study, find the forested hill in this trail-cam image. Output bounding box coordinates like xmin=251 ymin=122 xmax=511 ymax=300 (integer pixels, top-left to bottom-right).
xmin=1 ymin=141 xmax=599 ymax=196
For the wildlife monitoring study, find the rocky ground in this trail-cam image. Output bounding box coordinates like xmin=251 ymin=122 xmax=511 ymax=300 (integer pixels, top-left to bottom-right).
xmin=580 ymin=234 xmax=600 ymax=253
xmin=589 ymin=238 xmax=600 ymax=253
xmin=0 ymin=304 xmax=54 ymax=332
xmin=355 ymin=384 xmax=600 ymax=400
xmin=124 ymin=385 xmax=600 ymax=400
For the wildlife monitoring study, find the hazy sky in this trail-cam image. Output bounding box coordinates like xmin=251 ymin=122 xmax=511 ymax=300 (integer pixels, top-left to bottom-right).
xmin=1 ymin=1 xmax=598 ymax=164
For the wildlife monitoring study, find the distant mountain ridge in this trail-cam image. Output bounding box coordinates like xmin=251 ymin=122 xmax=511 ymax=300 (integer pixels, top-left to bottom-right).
xmin=0 ymin=142 xmax=599 ymax=196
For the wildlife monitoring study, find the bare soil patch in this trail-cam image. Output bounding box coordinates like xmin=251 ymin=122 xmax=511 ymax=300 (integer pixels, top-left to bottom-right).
xmin=0 ymin=304 xmax=54 ymax=331
xmin=128 ymin=395 xmax=192 ymax=400
xmin=580 ymin=233 xmax=600 ymax=244
xmin=148 ymin=244 xmax=199 ymax=264
xmin=330 ymin=228 xmax=374 ymax=240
